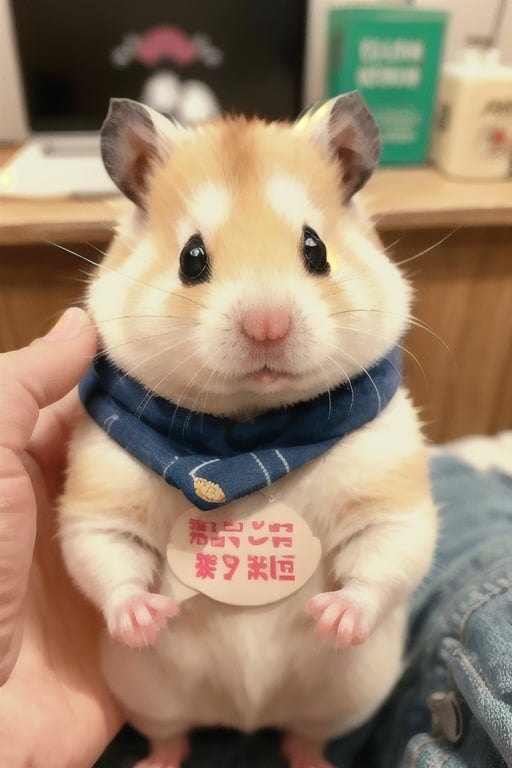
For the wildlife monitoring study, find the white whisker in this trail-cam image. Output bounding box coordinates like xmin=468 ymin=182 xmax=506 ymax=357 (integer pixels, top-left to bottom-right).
xmin=46 ymin=240 xmax=208 ymax=310
xmin=94 ymin=313 xmax=197 ymax=326
xmin=325 ymin=228 xmax=457 ymax=290
xmin=192 ymin=364 xmax=224 ymax=415
xmin=168 ymin=357 xmax=222 ymax=436
xmin=133 ymin=346 xmax=201 ymax=419
xmin=316 ymin=359 xmax=333 ymax=419
xmin=103 ymin=337 xmax=195 ymax=405
xmin=326 ymin=344 xmax=382 ymax=412
xmin=327 ymin=308 xmax=451 ymax=354
xmin=394 ymin=228 xmax=460 ymax=268
xmin=96 ymin=331 xmax=193 ymax=358
xmin=330 ymin=323 xmax=426 ymax=385
xmin=324 ymin=354 xmax=354 ymax=413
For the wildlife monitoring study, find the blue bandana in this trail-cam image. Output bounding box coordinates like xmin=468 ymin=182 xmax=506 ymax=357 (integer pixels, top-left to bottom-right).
xmin=79 ymin=349 xmax=402 ymax=510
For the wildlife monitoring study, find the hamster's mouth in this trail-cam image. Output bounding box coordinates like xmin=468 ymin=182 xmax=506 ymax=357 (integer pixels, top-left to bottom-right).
xmin=249 ymin=366 xmax=291 ymax=385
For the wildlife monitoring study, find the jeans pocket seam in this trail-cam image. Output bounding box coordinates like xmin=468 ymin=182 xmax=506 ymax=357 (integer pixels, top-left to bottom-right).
xmin=449 ymin=646 xmax=493 ymax=700
xmin=405 ymin=735 xmax=451 ymax=768
xmin=447 ymin=645 xmax=512 ymax=763
xmin=406 ymin=735 xmax=444 ymax=768
xmin=458 ymin=577 xmax=512 ymax=643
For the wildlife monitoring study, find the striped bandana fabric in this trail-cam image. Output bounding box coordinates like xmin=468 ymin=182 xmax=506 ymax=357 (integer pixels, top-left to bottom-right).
xmin=79 ymin=349 xmax=402 ymax=511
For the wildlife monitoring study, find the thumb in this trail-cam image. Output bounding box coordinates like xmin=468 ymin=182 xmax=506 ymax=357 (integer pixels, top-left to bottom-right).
xmin=0 ymin=307 xmax=96 ymax=683
xmin=1 ymin=307 xmax=97 ymax=453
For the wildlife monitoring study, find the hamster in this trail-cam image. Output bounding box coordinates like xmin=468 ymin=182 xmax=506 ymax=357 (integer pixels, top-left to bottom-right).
xmin=58 ymin=93 xmax=437 ymax=768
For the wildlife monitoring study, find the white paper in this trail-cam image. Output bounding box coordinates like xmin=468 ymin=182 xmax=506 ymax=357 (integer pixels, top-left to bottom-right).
xmin=0 ymin=138 xmax=119 ymax=198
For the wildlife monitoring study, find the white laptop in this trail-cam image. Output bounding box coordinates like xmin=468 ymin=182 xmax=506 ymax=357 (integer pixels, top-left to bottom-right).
xmin=1 ymin=0 xmax=307 ymax=199
xmin=0 ymin=133 xmax=117 ymax=199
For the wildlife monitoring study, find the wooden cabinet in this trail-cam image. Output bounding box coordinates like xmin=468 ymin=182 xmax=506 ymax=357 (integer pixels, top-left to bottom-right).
xmin=0 ymin=242 xmax=101 ymax=350
xmin=383 ymin=226 xmax=512 ymax=442
xmin=1 ymin=151 xmax=511 ymax=443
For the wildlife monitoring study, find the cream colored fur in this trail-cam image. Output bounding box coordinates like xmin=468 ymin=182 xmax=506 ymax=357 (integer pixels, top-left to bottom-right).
xmin=61 ymin=393 xmax=434 ymax=741
xmin=58 ymin=107 xmax=437 ymax=759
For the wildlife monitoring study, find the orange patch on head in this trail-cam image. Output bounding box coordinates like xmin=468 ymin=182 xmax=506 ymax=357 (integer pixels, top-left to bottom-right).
xmin=145 ymin=117 xmax=344 ymax=283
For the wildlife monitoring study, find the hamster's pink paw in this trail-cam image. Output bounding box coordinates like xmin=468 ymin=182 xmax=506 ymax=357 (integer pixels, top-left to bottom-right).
xmin=134 ymin=735 xmax=189 ymax=768
xmin=282 ymin=734 xmax=334 ymax=768
xmin=108 ymin=591 xmax=179 ymax=649
xmin=305 ymin=589 xmax=372 ymax=649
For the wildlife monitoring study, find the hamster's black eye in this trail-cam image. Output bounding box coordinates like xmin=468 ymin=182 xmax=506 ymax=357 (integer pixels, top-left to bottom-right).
xmin=179 ymin=235 xmax=211 ymax=284
xmin=302 ymin=226 xmax=329 ymax=275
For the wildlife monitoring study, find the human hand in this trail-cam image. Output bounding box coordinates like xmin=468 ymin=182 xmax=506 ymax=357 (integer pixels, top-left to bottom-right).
xmin=0 ymin=308 xmax=122 ymax=767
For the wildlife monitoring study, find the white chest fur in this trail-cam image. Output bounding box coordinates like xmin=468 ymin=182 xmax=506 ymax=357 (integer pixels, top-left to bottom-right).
xmin=60 ymin=388 xmax=435 ymax=741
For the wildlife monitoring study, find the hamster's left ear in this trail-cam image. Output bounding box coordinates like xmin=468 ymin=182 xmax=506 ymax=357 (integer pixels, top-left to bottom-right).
xmin=101 ymin=98 xmax=181 ymax=208
xmin=295 ymin=91 xmax=380 ymax=202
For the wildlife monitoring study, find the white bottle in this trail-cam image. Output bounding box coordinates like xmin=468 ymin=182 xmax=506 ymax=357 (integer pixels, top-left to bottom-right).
xmin=430 ymin=41 xmax=512 ymax=180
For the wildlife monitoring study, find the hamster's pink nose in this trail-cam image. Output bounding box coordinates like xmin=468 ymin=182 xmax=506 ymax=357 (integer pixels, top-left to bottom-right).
xmin=241 ymin=307 xmax=291 ymax=343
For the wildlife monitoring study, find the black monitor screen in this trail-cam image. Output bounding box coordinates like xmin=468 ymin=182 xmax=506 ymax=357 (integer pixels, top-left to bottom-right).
xmin=10 ymin=0 xmax=306 ymax=131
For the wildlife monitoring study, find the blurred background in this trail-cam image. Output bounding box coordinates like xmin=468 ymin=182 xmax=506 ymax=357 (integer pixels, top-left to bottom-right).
xmin=0 ymin=0 xmax=511 ymax=443
xmin=1 ymin=0 xmax=511 ymax=143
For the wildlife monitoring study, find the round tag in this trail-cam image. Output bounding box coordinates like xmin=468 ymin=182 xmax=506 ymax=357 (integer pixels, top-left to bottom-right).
xmin=167 ymin=495 xmax=321 ymax=607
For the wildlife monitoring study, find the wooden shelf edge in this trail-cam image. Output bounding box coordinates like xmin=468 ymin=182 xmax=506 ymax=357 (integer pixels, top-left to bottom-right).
xmin=374 ymin=207 xmax=512 ymax=230
xmin=0 ymin=220 xmax=117 ymax=247
xmin=1 ymin=152 xmax=511 ymax=244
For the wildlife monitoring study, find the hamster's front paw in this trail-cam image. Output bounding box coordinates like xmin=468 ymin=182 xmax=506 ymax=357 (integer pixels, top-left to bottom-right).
xmin=134 ymin=735 xmax=189 ymax=768
xmin=107 ymin=590 xmax=179 ymax=648
xmin=282 ymin=734 xmax=334 ymax=768
xmin=305 ymin=588 xmax=374 ymax=649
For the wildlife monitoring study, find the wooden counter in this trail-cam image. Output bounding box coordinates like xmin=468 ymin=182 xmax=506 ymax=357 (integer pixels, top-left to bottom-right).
xmin=367 ymin=167 xmax=512 ymax=229
xmin=1 ymin=146 xmax=511 ymax=244
xmin=1 ymin=144 xmax=511 ymax=443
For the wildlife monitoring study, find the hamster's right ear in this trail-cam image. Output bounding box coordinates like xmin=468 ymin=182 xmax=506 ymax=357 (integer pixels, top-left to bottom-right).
xmin=295 ymin=92 xmax=380 ymax=202
xmin=101 ymin=98 xmax=180 ymax=208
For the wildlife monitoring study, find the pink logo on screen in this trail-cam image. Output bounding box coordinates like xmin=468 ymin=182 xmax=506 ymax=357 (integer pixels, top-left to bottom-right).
xmin=110 ymin=25 xmax=224 ymax=125
xmin=136 ymin=26 xmax=199 ymax=66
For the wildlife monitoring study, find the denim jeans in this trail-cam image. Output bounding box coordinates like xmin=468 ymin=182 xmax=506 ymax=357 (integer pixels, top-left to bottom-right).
xmin=96 ymin=456 xmax=512 ymax=768
xmin=329 ymin=455 xmax=512 ymax=768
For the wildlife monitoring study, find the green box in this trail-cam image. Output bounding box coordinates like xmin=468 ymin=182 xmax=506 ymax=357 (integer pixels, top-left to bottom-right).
xmin=327 ymin=6 xmax=448 ymax=164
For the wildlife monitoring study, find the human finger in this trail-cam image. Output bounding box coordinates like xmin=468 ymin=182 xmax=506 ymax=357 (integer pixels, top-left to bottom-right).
xmin=0 ymin=307 xmax=96 ymax=683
